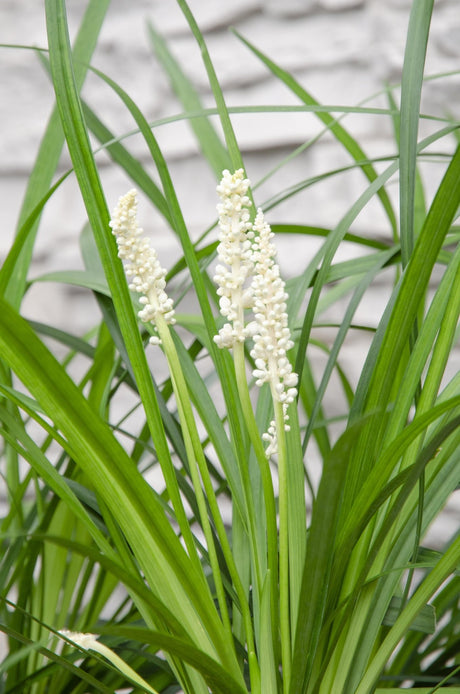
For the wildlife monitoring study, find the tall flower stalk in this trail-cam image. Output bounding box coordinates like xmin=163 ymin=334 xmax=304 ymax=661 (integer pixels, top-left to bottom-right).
xmin=110 ymin=188 xmax=259 ymax=690
xmin=214 ymin=169 xmax=298 ymax=692
xmin=112 ymin=176 xmax=298 ymax=692
xmin=214 ymin=171 xmax=279 ymax=672
xmin=110 ymin=190 xmax=200 ymax=568
xmin=249 ymin=208 xmax=298 ymax=691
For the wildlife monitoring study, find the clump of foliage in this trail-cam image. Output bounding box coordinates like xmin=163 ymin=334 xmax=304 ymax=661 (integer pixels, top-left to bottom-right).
xmin=1 ymin=1 xmax=460 ymax=693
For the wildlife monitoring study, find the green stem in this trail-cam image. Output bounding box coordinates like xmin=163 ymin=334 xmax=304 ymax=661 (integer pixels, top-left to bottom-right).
xmin=273 ymin=398 xmax=291 ymax=694
xmin=0 ymin=362 xmax=23 ymax=530
xmin=233 ymin=344 xmax=279 ymax=630
xmin=157 ymin=320 xmax=231 ymax=630
xmin=157 ymin=318 xmax=260 ymax=690
xmin=172 ymin=373 xmax=233 ymax=639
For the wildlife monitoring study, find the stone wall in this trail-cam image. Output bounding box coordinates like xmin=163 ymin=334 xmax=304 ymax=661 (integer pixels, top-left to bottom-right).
xmin=1 ymin=1 xmax=459 ymax=548
xmin=2 ymin=0 xmax=459 ymax=318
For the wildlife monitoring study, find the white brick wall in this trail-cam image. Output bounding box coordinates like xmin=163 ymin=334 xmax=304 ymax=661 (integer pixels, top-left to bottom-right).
xmin=3 ymin=1 xmax=459 ymax=168
xmin=1 ymin=1 xmax=459 ymax=540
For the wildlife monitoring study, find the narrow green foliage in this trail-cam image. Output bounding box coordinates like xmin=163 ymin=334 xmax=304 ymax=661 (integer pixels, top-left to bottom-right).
xmin=147 ymin=20 xmax=231 ymax=177
xmin=233 ymin=29 xmax=398 ymax=239
xmin=2 ymin=1 xmax=460 ymax=693
xmin=399 ymin=0 xmax=434 ymax=265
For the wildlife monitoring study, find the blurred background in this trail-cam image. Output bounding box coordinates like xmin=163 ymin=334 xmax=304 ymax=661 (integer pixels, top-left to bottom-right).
xmin=1 ymin=0 xmax=459 ymax=541
xmin=2 ymin=0 xmax=460 ymax=323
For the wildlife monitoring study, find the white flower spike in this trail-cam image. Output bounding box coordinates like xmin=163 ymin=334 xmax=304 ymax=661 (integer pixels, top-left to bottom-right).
xmin=58 ymin=630 xmax=160 ymax=694
xmin=250 ymin=209 xmax=298 ymax=403
xmin=250 ymin=209 xmax=298 ymax=456
xmin=214 ymin=169 xmax=254 ymax=348
xmin=58 ymin=629 xmax=99 ymax=650
xmin=214 ymin=170 xmax=298 ymax=456
xmin=109 ymin=189 xmax=175 ymax=345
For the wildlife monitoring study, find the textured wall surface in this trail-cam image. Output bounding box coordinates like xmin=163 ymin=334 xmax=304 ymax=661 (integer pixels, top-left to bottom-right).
xmin=1 ymin=1 xmax=459 ymax=543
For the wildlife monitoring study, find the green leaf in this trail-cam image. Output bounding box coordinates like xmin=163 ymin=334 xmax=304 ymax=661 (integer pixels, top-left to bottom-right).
xmin=399 ymin=0 xmax=434 ymax=265
xmin=7 ymin=0 xmax=110 ymax=309
xmin=0 ymin=295 xmax=241 ymax=681
xmin=271 ymin=223 xmax=389 ymax=251
xmin=82 ymin=102 xmax=173 ymax=226
xmin=356 ymin=490 xmax=460 ymax=694
xmin=176 ymin=0 xmax=243 ymax=172
xmin=147 ymin=20 xmax=230 ymax=177
xmin=0 ymin=173 xmax=70 ymax=299
xmin=349 ymin=144 xmax=460 ymax=497
xmin=375 ymin=690 xmax=460 ymax=693
xmin=30 ymin=269 xmax=110 ymax=296
xmin=0 ymin=624 xmax=114 ymax=693
xmin=382 ymin=596 xmax=435 ymax=634
xmin=258 ymin=572 xmax=277 ymax=694
xmin=98 ymin=625 xmax=248 ymax=694
xmin=43 ymin=4 xmax=242 ymax=681
xmin=233 ymin=30 xmax=398 ymax=238
xmin=289 ymin=419 xmax=367 ymax=694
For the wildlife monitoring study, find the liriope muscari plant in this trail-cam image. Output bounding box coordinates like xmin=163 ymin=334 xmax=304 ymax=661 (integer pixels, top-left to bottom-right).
xmin=111 ymin=169 xmax=298 ymax=460
xmin=106 ymin=168 xmax=299 ymax=690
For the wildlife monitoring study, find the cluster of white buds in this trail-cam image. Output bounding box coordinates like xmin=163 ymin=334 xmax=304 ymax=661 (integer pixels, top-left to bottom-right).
xmin=109 ymin=189 xmax=175 ymax=345
xmin=250 ymin=209 xmax=298 ymax=456
xmin=213 ymin=169 xmax=255 ymax=348
xmin=214 ymin=171 xmax=298 ymax=456
xmin=250 ymin=210 xmax=298 ymax=403
xmin=58 ymin=629 xmax=99 ymax=650
xmin=58 ymin=630 xmax=160 ymax=694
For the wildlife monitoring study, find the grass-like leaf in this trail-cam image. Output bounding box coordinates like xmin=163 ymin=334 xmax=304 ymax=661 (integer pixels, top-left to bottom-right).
xmin=399 ymin=0 xmax=434 ymax=265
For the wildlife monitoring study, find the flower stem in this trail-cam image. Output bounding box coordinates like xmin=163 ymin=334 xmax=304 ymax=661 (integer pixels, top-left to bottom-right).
xmin=233 ymin=342 xmax=279 ymax=664
xmin=274 ymin=397 xmax=291 ymax=694
xmin=156 ymin=317 xmax=260 ymax=689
